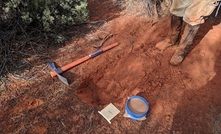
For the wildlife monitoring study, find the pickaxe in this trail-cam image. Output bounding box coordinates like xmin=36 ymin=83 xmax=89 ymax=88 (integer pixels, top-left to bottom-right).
xmin=49 ymin=42 xmax=119 ymax=85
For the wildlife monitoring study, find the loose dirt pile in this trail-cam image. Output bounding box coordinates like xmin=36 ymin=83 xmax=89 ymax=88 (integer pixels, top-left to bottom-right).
xmin=0 ymin=0 xmax=221 ymax=134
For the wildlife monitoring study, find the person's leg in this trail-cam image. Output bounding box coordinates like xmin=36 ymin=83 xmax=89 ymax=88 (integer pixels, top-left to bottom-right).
xmin=170 ymin=15 xmax=184 ymax=45
xmin=156 ymin=15 xmax=183 ymax=51
xmin=170 ymin=24 xmax=200 ymax=65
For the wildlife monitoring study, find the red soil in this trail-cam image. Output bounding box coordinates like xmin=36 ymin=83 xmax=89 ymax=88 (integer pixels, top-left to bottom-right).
xmin=1 ymin=0 xmax=221 ymax=133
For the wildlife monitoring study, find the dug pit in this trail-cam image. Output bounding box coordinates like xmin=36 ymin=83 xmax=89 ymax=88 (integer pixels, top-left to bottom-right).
xmin=76 ymin=55 xmax=146 ymax=107
xmin=76 ymin=79 xmax=115 ymax=106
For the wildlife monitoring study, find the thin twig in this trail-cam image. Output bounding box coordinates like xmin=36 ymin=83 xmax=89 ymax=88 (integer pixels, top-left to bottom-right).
xmin=61 ymin=121 xmax=66 ymax=128
xmin=76 ymin=20 xmax=107 ymax=26
xmin=129 ymin=39 xmax=134 ymax=54
xmin=84 ymin=108 xmax=94 ymax=134
xmin=0 ymin=60 xmax=6 ymax=75
xmin=91 ymin=34 xmax=116 ymax=48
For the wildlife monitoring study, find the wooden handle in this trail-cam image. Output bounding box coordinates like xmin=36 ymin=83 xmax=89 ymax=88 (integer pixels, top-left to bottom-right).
xmin=50 ymin=42 xmax=119 ymax=77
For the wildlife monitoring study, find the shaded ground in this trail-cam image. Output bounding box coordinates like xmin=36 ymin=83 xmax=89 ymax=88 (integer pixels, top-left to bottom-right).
xmin=1 ymin=0 xmax=221 ymax=133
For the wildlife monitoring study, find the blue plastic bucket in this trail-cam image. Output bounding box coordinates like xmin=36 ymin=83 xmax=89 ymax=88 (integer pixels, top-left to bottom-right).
xmin=125 ymin=96 xmax=149 ymax=120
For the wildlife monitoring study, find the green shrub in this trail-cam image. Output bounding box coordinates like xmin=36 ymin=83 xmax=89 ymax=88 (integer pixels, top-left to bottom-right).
xmin=0 ymin=0 xmax=88 ymax=76
xmin=2 ymin=0 xmax=88 ymax=31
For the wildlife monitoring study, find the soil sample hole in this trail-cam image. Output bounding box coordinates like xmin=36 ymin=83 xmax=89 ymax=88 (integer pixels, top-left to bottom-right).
xmin=76 ymin=80 xmax=113 ymax=107
xmin=128 ymin=98 xmax=148 ymax=114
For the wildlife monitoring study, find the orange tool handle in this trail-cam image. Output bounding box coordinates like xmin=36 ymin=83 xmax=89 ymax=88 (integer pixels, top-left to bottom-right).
xmin=50 ymin=42 xmax=119 ymax=77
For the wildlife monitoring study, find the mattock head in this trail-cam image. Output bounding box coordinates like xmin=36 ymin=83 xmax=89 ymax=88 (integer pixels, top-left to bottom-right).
xmin=49 ymin=62 xmax=69 ymax=85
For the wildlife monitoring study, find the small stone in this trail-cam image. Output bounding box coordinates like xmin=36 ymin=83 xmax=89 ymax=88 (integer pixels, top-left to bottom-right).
xmin=177 ymin=71 xmax=182 ymax=75
xmin=181 ymin=84 xmax=186 ymax=89
xmin=200 ymin=53 xmax=205 ymax=57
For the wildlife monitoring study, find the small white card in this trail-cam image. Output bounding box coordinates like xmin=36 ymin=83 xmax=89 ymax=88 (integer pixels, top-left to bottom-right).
xmin=98 ymin=103 xmax=120 ymax=124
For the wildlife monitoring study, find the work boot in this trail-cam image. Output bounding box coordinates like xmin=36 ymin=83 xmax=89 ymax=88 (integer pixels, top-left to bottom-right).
xmin=156 ymin=15 xmax=183 ymax=51
xmin=170 ymin=24 xmax=200 ymax=65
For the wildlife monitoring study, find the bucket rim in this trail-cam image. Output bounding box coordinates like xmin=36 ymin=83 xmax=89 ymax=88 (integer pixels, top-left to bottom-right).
xmin=125 ymin=95 xmax=149 ymax=118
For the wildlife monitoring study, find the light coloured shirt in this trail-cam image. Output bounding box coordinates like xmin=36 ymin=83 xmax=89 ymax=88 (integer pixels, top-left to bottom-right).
xmin=170 ymin=0 xmax=220 ymax=25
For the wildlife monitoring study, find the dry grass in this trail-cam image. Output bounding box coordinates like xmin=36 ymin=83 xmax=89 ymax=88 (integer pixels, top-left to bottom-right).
xmin=212 ymin=113 xmax=221 ymax=134
xmin=124 ymin=0 xmax=171 ymax=17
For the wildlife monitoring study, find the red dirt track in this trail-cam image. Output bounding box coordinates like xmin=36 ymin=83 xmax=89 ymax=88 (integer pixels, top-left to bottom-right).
xmin=1 ymin=0 xmax=221 ymax=133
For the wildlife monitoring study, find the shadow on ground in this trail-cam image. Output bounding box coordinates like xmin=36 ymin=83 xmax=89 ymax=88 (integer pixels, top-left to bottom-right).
xmin=0 ymin=0 xmax=123 ymax=78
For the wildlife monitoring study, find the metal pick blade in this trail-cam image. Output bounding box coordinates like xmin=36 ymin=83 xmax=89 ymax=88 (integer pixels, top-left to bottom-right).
xmin=49 ymin=62 xmax=69 ymax=85
xmin=56 ymin=72 xmax=69 ymax=85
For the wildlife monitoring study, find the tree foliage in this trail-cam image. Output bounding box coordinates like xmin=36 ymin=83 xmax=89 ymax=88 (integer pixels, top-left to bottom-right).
xmin=2 ymin=0 xmax=88 ymax=31
xmin=0 ymin=0 xmax=88 ymax=76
